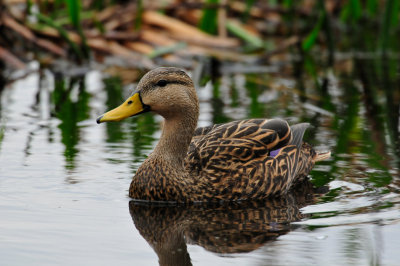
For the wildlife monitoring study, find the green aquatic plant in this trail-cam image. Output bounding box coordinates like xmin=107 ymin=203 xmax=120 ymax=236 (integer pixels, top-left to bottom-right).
xmin=148 ymin=42 xmax=187 ymax=59
xmin=103 ymin=76 xmax=126 ymax=143
xmin=52 ymin=76 xmax=90 ymax=170
xmin=135 ymin=0 xmax=143 ymax=30
xmin=66 ymin=0 xmax=89 ymax=58
xmin=66 ymin=0 xmax=81 ymax=29
xmin=340 ymin=0 xmax=362 ymax=22
xmin=199 ymin=0 xmax=219 ymax=34
xmin=36 ymin=13 xmax=83 ymax=58
xmin=302 ymin=12 xmax=325 ymax=53
xmin=379 ymin=0 xmax=400 ymax=53
xmin=226 ymin=20 xmax=264 ymax=49
xmin=0 ymin=124 xmax=4 ymax=152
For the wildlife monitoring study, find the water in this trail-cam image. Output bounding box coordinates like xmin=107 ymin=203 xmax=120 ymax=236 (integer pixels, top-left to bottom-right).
xmin=0 ymin=57 xmax=399 ymax=265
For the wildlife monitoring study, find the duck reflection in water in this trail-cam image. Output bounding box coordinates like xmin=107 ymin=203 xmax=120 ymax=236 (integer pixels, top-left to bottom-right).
xmin=129 ymin=181 xmax=319 ymax=266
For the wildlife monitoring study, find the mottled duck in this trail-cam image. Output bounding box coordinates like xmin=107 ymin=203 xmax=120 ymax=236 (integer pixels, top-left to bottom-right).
xmin=97 ymin=67 xmax=330 ymax=203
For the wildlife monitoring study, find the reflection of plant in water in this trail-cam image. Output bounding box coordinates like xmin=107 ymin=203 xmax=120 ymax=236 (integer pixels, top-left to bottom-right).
xmin=103 ymin=76 xmax=159 ymax=163
xmin=129 ymin=181 xmax=316 ymax=266
xmin=52 ymin=75 xmax=89 ymax=170
xmin=103 ymin=76 xmax=126 ymax=143
xmin=0 ymin=124 xmax=4 ymax=152
xmin=245 ymin=73 xmax=266 ymax=118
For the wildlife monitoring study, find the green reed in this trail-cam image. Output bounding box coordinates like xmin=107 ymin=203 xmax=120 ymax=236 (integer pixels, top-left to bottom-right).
xmin=199 ymin=0 xmax=219 ymax=34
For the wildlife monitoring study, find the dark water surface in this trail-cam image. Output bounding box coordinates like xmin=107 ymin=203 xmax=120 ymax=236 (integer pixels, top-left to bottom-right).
xmin=1 ymin=57 xmax=399 ymax=265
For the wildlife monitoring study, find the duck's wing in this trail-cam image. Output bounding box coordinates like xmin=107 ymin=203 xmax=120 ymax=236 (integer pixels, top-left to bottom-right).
xmin=185 ymin=119 xmax=316 ymax=201
xmin=187 ymin=119 xmax=294 ymax=172
xmin=192 ymin=119 xmax=293 ymax=147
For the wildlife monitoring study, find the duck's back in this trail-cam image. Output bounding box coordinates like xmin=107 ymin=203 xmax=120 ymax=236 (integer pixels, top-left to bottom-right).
xmin=185 ymin=119 xmax=316 ymax=201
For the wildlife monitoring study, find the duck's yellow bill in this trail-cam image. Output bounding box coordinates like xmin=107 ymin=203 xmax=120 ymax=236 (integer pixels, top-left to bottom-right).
xmin=96 ymin=93 xmax=146 ymax=124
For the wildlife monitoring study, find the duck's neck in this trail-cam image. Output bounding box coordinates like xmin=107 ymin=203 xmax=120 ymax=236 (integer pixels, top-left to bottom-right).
xmin=152 ymin=111 xmax=198 ymax=169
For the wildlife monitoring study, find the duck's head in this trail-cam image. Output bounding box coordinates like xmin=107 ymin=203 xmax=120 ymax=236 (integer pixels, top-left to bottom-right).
xmin=97 ymin=67 xmax=199 ymax=123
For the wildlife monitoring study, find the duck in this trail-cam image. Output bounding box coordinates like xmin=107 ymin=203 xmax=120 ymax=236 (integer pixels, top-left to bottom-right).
xmin=97 ymin=67 xmax=330 ymax=203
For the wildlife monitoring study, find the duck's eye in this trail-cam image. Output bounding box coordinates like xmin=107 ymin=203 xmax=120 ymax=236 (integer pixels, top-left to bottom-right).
xmin=157 ymin=80 xmax=168 ymax=87
xmin=127 ymin=100 xmax=133 ymax=105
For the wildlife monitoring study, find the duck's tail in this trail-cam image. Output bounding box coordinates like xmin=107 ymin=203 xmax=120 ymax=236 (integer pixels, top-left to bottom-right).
xmin=291 ymin=123 xmax=331 ymax=162
xmin=314 ymin=151 xmax=331 ymax=162
xmin=290 ymin=123 xmax=310 ymax=148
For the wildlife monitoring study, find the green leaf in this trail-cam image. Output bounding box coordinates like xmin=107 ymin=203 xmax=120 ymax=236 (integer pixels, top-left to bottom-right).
xmin=367 ymin=0 xmax=378 ymax=16
xmin=283 ymin=0 xmax=294 ymax=8
xmin=26 ymin=0 xmax=33 ymax=15
xmin=379 ymin=0 xmax=400 ymax=52
xmin=199 ymin=0 xmax=219 ymax=34
xmin=340 ymin=0 xmax=362 ymax=22
xmin=350 ymin=0 xmax=362 ymax=20
xmin=148 ymin=42 xmax=187 ymax=59
xmin=302 ymin=13 xmax=325 ymax=52
xmin=242 ymin=0 xmax=256 ymax=22
xmin=66 ymin=0 xmax=81 ymax=29
xmin=226 ymin=20 xmax=263 ymax=48
xmin=36 ymin=13 xmax=82 ymax=58
xmin=135 ymin=0 xmax=143 ymax=30
xmin=389 ymin=0 xmax=400 ymax=27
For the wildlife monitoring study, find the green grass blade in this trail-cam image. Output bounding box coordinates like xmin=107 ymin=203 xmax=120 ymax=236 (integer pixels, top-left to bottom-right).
xmin=242 ymin=0 xmax=256 ymax=22
xmin=66 ymin=0 xmax=89 ymax=57
xmin=379 ymin=0 xmax=400 ymax=53
xmin=302 ymin=13 xmax=325 ymax=52
xmin=226 ymin=20 xmax=263 ymax=48
xmin=148 ymin=42 xmax=187 ymax=59
xmin=340 ymin=0 xmax=362 ymax=22
xmin=283 ymin=0 xmax=294 ymax=8
xmin=389 ymin=0 xmax=400 ymax=27
xmin=199 ymin=0 xmax=219 ymax=34
xmin=350 ymin=0 xmax=362 ymax=20
xmin=135 ymin=0 xmax=143 ymax=30
xmin=367 ymin=0 xmax=378 ymax=16
xmin=36 ymin=13 xmax=82 ymax=58
xmin=66 ymin=0 xmax=81 ymax=29
xmin=26 ymin=0 xmax=33 ymax=15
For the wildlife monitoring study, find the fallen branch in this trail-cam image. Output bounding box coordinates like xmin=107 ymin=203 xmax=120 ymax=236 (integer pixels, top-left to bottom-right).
xmin=0 ymin=45 xmax=26 ymax=69
xmin=3 ymin=14 xmax=66 ymax=57
xmin=142 ymin=11 xmax=239 ymax=48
